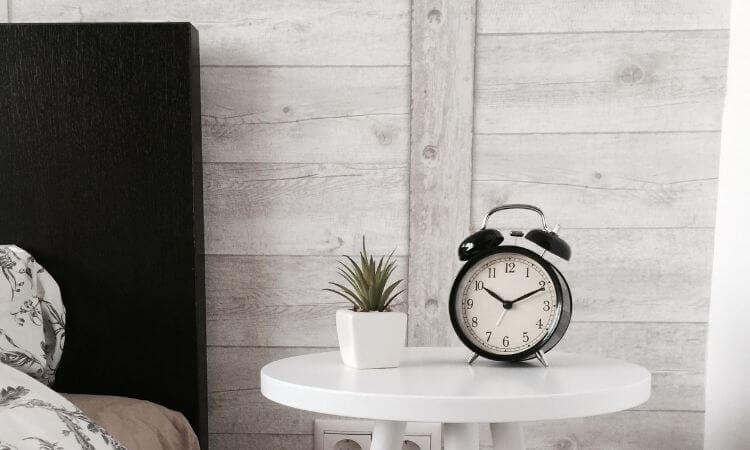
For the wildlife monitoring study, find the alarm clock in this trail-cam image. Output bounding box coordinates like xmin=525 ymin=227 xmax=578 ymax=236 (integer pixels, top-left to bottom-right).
xmin=449 ymin=204 xmax=572 ymax=367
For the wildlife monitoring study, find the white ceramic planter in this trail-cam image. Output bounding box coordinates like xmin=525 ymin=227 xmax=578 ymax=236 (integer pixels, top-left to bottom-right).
xmin=336 ymin=309 xmax=407 ymax=369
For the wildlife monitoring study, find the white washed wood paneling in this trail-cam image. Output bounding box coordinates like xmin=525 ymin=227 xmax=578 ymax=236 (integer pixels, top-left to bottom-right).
xmin=482 ymin=411 xmax=704 ymax=449
xmin=0 ymin=0 xmax=7 ymax=22
xmin=473 ymin=132 xmax=720 ymax=186
xmin=209 ymin=389 xmax=336 ymax=434
xmin=475 ymin=31 xmax=728 ymax=133
xmin=561 ymin=228 xmax=713 ymax=323
xmin=9 ymin=0 xmax=410 ymax=66
xmin=408 ymin=0 xmax=477 ymax=346
xmin=205 ymin=255 xmax=408 ymax=306
xmin=647 ymin=371 xmax=704 ymax=411
xmin=556 ymin=322 xmax=705 ymax=372
xmin=207 ymin=301 xmax=336 ymax=347
xmin=207 ymin=346 xmax=336 ymax=393
xmin=472 ymin=180 xmax=717 ymax=228
xmin=203 ymin=163 xmax=409 ymax=256
xmin=477 ymin=0 xmax=729 ymax=33
xmin=202 ymin=67 xmax=409 ymax=164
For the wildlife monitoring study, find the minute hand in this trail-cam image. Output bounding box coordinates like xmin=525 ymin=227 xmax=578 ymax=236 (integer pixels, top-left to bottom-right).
xmin=508 ymin=287 xmax=546 ymax=304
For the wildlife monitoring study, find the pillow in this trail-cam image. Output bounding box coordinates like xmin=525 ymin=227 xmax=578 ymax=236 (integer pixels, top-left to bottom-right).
xmin=62 ymin=394 xmax=200 ymax=450
xmin=0 ymin=245 xmax=65 ymax=385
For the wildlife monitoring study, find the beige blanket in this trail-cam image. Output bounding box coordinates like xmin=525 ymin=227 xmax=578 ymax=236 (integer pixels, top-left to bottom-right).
xmin=64 ymin=394 xmax=200 ymax=450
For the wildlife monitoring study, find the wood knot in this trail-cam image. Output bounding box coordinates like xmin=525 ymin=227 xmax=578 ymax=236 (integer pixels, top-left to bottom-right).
xmin=375 ymin=128 xmax=393 ymax=146
xmin=422 ymin=145 xmax=437 ymax=160
xmin=425 ymin=298 xmax=438 ymax=312
xmin=619 ymin=64 xmax=644 ymax=84
xmin=427 ymin=9 xmax=442 ymax=25
xmin=554 ymin=437 xmax=578 ymax=450
xmin=282 ymin=106 xmax=292 ymax=114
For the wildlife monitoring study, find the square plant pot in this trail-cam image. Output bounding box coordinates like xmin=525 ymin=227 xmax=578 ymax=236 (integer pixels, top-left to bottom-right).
xmin=336 ymin=309 xmax=407 ymax=369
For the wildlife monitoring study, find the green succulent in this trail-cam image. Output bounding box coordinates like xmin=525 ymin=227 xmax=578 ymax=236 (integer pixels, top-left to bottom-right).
xmin=324 ymin=237 xmax=405 ymax=312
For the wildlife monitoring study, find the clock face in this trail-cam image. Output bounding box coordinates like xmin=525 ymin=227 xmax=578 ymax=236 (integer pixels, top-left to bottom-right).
xmin=451 ymin=248 xmax=561 ymax=357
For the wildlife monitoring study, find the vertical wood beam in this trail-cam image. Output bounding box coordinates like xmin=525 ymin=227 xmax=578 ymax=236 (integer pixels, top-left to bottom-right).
xmin=408 ymin=0 xmax=477 ymax=345
xmin=1 ymin=0 xmax=8 ymax=22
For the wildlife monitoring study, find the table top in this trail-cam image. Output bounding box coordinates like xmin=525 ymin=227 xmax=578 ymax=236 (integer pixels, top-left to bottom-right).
xmin=261 ymin=347 xmax=651 ymax=423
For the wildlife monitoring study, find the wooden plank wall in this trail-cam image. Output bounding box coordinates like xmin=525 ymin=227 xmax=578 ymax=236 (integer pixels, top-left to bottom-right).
xmin=7 ymin=0 xmax=730 ymax=448
xmin=470 ymin=0 xmax=729 ymax=448
xmin=408 ymin=0 xmax=476 ymax=346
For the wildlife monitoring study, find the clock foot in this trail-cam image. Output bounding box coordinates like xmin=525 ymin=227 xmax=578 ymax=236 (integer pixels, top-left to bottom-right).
xmin=535 ymin=351 xmax=549 ymax=367
xmin=467 ymin=353 xmax=479 ymax=365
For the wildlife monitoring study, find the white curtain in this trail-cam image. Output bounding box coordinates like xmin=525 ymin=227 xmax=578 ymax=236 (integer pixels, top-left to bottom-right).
xmin=704 ymin=1 xmax=750 ymax=448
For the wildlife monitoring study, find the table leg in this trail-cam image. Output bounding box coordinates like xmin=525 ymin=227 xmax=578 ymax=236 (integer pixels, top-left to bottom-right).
xmin=371 ymin=420 xmax=406 ymax=450
xmin=443 ymin=423 xmax=479 ymax=450
xmin=490 ymin=422 xmax=525 ymax=450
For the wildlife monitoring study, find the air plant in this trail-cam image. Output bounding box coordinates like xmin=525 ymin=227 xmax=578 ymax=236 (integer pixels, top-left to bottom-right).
xmin=324 ymin=238 xmax=405 ymax=312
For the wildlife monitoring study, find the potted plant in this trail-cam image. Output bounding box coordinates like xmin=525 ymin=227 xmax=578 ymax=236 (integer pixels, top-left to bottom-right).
xmin=324 ymin=238 xmax=406 ymax=369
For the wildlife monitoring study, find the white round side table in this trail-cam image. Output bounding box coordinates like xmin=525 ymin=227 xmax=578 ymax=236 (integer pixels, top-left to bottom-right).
xmin=261 ymin=347 xmax=651 ymax=450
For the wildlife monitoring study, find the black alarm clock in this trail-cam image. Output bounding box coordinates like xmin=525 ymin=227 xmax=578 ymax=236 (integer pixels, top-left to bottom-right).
xmin=449 ymin=204 xmax=572 ymax=367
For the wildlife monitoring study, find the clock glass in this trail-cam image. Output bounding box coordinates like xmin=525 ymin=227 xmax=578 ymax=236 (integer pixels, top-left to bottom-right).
xmin=452 ymin=248 xmax=561 ymax=357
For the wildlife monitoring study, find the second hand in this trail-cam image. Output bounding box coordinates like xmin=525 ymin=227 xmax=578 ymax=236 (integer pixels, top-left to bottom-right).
xmin=494 ymin=307 xmax=507 ymax=327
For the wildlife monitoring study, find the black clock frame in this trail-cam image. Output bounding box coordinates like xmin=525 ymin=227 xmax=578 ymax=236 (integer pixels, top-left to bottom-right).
xmin=449 ymin=245 xmax=572 ymax=362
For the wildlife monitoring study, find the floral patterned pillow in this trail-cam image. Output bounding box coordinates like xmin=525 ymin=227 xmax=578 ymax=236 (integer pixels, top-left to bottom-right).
xmin=0 ymin=246 xmax=65 ymax=385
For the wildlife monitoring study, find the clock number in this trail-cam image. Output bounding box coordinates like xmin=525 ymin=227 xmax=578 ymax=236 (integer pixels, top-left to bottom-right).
xmin=466 ymin=298 xmax=474 ymax=309
xmin=474 ymin=280 xmax=484 ymax=291
xmin=543 ymin=300 xmax=551 ymax=311
xmin=488 ymin=267 xmax=496 ymax=278
xmin=471 ymin=317 xmax=478 ymax=327
xmin=502 ymin=336 xmax=510 ymax=347
xmin=536 ymin=319 xmax=543 ymax=330
xmin=505 ymin=262 xmax=515 ymax=273
xmin=538 ymin=280 xmax=546 ymax=287
xmin=485 ymin=331 xmax=492 ymax=342
xmin=522 ymin=331 xmax=529 ymax=343
xmin=525 ymin=267 xmax=530 ymax=278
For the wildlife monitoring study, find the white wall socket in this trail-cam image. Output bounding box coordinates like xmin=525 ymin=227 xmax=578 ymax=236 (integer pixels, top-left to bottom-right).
xmin=314 ymin=419 xmax=441 ymax=450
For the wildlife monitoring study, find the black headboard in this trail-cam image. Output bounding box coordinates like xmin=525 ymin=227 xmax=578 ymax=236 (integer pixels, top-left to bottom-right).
xmin=0 ymin=24 xmax=207 ymax=447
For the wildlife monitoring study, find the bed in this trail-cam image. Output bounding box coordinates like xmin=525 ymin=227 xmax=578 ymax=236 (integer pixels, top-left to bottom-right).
xmin=0 ymin=23 xmax=207 ymax=448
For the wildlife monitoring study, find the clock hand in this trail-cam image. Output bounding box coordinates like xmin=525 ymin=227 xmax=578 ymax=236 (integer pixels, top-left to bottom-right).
xmin=494 ymin=307 xmax=507 ymax=328
xmin=482 ymin=286 xmax=509 ymax=305
xmin=508 ymin=286 xmax=546 ymax=304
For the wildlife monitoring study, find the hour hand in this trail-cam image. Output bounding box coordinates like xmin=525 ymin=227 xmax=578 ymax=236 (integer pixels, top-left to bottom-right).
xmin=482 ymin=286 xmax=508 ymax=304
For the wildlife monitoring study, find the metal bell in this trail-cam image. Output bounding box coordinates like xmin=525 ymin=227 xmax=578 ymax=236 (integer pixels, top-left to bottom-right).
xmin=525 ymin=228 xmax=571 ymax=261
xmin=458 ymin=229 xmax=504 ymax=261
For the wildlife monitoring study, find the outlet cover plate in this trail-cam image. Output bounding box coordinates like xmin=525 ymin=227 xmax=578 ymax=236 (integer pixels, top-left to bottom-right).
xmin=314 ymin=419 xmax=441 ymax=450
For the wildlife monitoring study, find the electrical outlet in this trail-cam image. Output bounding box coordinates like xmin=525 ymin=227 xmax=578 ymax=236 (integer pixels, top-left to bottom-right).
xmin=324 ymin=433 xmax=370 ymax=450
xmin=314 ymin=419 xmax=441 ymax=450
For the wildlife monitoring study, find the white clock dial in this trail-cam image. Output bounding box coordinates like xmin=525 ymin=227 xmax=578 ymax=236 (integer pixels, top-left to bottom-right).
xmin=453 ymin=251 xmax=560 ymax=356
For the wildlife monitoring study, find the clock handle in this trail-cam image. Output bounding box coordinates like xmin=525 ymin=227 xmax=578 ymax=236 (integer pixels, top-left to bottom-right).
xmin=480 ymin=204 xmax=556 ymax=233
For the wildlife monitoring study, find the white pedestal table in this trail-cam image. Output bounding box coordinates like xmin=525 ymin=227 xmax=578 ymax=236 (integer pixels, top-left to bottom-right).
xmin=261 ymin=347 xmax=651 ymax=449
